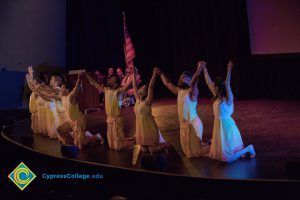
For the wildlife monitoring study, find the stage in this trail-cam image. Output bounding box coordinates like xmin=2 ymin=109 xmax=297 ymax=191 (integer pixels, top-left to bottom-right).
xmin=3 ymin=98 xmax=300 ymax=180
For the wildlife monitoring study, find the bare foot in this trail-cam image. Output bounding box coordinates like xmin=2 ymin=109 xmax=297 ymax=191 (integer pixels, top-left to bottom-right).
xmin=149 ymin=143 xmax=171 ymax=154
xmin=95 ymin=133 xmax=105 ymax=145
xmin=125 ymin=135 xmax=136 ymax=141
xmin=141 ymin=146 xmax=150 ymax=153
xmin=249 ymin=144 xmax=256 ymax=159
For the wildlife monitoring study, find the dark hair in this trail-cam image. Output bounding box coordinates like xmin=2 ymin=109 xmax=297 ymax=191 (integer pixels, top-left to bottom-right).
xmin=181 ymin=71 xmax=193 ymax=79
xmin=139 ymin=85 xmax=148 ymax=101
xmin=108 ymin=75 xmax=121 ymax=86
xmin=212 ymin=76 xmax=227 ymax=102
xmin=39 ymin=71 xmax=50 ymax=83
xmin=52 ymin=75 xmax=63 ymax=87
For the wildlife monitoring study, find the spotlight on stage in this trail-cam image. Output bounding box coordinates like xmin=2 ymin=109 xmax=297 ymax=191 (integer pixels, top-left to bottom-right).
xmin=141 ymin=154 xmax=167 ymax=171
xmin=61 ymin=145 xmax=79 ymax=159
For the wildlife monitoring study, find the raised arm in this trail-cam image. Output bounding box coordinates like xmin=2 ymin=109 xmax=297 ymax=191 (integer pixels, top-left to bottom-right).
xmin=26 ymin=73 xmax=35 ymax=91
xmin=69 ymin=73 xmax=83 ymax=104
xmin=132 ymin=68 xmax=139 ymax=100
xmin=34 ymin=88 xmax=58 ymax=102
xmin=118 ymin=75 xmax=133 ymax=94
xmin=159 ymin=70 xmax=178 ymax=95
xmin=27 ymin=66 xmax=34 ymax=81
xmin=203 ymin=66 xmax=216 ymax=96
xmin=85 ymin=73 xmax=104 ymax=92
xmin=225 ymin=61 xmax=234 ymax=105
xmin=145 ymin=68 xmax=159 ymax=105
xmin=189 ymin=61 xmax=205 ymax=101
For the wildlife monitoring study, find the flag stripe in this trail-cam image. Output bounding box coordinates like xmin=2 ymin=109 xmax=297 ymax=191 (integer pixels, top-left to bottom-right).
xmin=123 ymin=13 xmax=135 ymax=67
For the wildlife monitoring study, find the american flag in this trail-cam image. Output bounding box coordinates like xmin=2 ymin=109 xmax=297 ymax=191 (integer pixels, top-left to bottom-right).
xmin=123 ymin=11 xmax=135 ymax=68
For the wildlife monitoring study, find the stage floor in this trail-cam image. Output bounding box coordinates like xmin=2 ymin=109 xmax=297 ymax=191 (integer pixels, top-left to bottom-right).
xmin=5 ymin=98 xmax=300 ymax=180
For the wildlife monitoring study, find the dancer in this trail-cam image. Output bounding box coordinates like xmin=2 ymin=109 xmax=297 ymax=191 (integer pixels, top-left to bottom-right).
xmin=26 ymin=75 xmax=46 ymax=134
xmin=29 ymin=72 xmax=103 ymax=148
xmin=27 ymin=66 xmax=61 ymax=138
xmin=28 ymin=90 xmax=39 ymax=134
xmin=133 ymin=67 xmax=170 ymax=154
xmin=44 ymin=75 xmax=63 ymax=138
xmin=26 ymin=70 xmax=52 ymax=135
xmin=203 ymin=61 xmax=255 ymax=162
xmin=85 ymin=73 xmax=135 ymax=150
xmin=158 ymin=61 xmax=210 ymax=158
xmin=57 ymin=73 xmax=104 ymax=148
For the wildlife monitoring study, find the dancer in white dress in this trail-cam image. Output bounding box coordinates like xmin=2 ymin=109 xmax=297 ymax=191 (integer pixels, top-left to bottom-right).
xmin=133 ymin=67 xmax=170 ymax=154
xmin=203 ymin=61 xmax=256 ymax=162
xmin=158 ymin=61 xmax=210 ymax=158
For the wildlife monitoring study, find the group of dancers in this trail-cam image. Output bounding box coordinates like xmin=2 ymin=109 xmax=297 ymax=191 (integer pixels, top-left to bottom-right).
xmin=26 ymin=60 xmax=255 ymax=163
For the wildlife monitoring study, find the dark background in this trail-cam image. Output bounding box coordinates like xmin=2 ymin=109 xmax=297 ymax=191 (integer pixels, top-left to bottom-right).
xmin=1 ymin=0 xmax=299 ymax=110
xmin=66 ymin=0 xmax=300 ymax=100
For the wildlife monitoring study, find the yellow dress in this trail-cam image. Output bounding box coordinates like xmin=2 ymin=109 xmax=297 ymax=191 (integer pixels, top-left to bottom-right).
xmin=35 ymin=96 xmax=48 ymax=135
xmin=53 ymin=87 xmax=67 ymax=125
xmin=134 ymin=100 xmax=162 ymax=146
xmin=104 ymin=88 xmax=126 ymax=150
xmin=62 ymin=95 xmax=83 ymax=122
xmin=62 ymin=95 xmax=85 ymax=146
xmin=29 ymin=92 xmax=39 ymax=134
xmin=56 ymin=100 xmax=68 ymax=125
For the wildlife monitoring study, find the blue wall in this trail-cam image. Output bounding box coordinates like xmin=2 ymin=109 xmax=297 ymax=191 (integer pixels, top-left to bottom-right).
xmin=0 ymin=0 xmax=66 ymax=110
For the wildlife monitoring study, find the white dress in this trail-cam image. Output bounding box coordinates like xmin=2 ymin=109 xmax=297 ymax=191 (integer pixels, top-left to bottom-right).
xmin=45 ymin=100 xmax=58 ymax=138
xmin=177 ymin=89 xmax=210 ymax=158
xmin=209 ymin=99 xmax=244 ymax=161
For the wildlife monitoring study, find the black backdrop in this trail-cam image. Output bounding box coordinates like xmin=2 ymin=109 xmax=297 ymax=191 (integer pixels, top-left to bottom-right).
xmin=66 ymin=0 xmax=300 ymax=100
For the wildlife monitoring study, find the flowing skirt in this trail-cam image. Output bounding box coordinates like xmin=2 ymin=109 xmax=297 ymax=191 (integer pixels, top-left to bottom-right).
xmin=180 ymin=116 xmax=210 ymax=158
xmin=106 ymin=116 xmax=125 ymax=150
xmin=209 ymin=117 xmax=244 ymax=162
xmin=136 ymin=114 xmax=165 ymax=146
xmin=45 ymin=104 xmax=58 ymax=139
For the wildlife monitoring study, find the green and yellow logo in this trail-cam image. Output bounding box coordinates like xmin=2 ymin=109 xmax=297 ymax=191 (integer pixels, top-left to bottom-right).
xmin=8 ymin=162 xmax=36 ymax=191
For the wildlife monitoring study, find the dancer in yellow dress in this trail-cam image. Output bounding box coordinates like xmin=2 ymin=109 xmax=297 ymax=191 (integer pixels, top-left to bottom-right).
xmin=28 ymin=92 xmax=39 ymax=134
xmin=133 ymin=67 xmax=170 ymax=153
xmin=158 ymin=61 xmax=210 ymax=158
xmin=29 ymin=72 xmax=103 ymax=148
xmin=26 ymin=73 xmax=51 ymax=135
xmin=55 ymin=73 xmax=104 ymax=148
xmin=27 ymin=66 xmax=61 ymax=138
xmin=203 ymin=61 xmax=255 ymax=162
xmin=44 ymin=75 xmax=63 ymax=138
xmin=26 ymin=76 xmax=43 ymax=134
xmin=85 ymin=73 xmax=135 ymax=150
